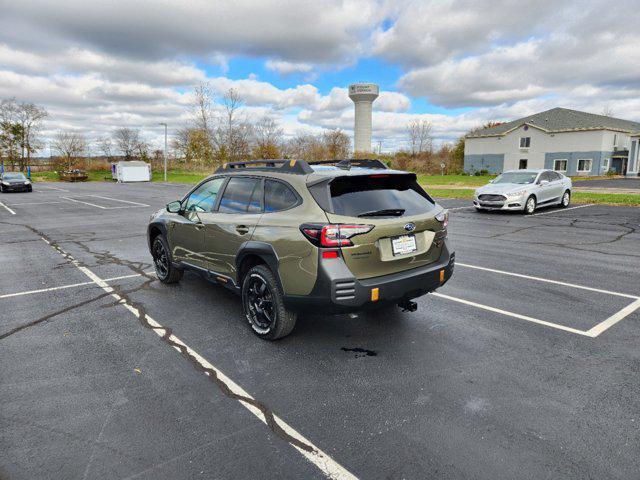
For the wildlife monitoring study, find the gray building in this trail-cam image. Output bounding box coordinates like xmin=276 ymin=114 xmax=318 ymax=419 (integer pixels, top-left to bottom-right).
xmin=464 ymin=108 xmax=640 ymax=176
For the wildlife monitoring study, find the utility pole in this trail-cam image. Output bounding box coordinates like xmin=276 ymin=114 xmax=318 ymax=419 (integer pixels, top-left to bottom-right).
xmin=159 ymin=122 xmax=167 ymax=182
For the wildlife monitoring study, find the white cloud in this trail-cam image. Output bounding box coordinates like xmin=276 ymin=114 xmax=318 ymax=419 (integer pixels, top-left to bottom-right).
xmin=265 ymin=60 xmax=314 ymax=75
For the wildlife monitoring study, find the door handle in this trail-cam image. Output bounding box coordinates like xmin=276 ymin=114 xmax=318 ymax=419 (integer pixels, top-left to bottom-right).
xmin=235 ymin=225 xmax=249 ymax=235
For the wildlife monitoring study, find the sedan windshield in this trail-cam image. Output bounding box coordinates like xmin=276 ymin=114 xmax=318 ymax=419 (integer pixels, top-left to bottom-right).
xmin=492 ymin=172 xmax=538 ymax=184
xmin=3 ymin=173 xmax=26 ymax=180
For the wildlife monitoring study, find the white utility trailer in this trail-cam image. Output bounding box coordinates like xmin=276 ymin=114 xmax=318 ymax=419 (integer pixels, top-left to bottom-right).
xmin=111 ymin=161 xmax=151 ymax=182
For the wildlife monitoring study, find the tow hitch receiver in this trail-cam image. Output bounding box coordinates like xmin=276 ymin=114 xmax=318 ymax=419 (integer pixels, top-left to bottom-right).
xmin=398 ymin=300 xmax=418 ymax=312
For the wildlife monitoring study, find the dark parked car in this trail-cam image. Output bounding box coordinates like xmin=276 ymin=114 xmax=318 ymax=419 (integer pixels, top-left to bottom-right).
xmin=147 ymin=159 xmax=454 ymax=340
xmin=0 ymin=172 xmax=32 ymax=192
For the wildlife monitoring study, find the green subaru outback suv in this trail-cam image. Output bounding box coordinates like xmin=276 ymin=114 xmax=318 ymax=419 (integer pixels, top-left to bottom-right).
xmin=147 ymin=159 xmax=454 ymax=340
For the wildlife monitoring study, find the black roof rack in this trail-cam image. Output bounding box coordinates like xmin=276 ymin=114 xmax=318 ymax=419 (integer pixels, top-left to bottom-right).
xmin=215 ymin=159 xmax=313 ymax=175
xmin=214 ymin=158 xmax=389 ymax=175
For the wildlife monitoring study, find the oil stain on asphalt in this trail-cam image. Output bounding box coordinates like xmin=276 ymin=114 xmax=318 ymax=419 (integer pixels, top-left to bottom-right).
xmin=341 ymin=347 xmax=378 ymax=358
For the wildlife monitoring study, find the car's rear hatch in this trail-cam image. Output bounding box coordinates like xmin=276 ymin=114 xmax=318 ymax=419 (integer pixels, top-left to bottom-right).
xmin=309 ymin=172 xmax=446 ymax=280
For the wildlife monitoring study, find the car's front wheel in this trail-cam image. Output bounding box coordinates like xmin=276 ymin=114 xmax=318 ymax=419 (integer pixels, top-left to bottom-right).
xmin=242 ymin=264 xmax=296 ymax=340
xmin=152 ymin=235 xmax=183 ymax=284
xmin=524 ymin=195 xmax=537 ymax=214
xmin=561 ymin=190 xmax=571 ymax=208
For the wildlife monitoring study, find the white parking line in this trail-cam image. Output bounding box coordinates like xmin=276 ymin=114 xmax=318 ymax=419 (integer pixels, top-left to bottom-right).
xmin=432 ymin=292 xmax=592 ymax=336
xmin=38 ymin=185 xmax=70 ymax=192
xmin=0 ymin=201 xmax=16 ymax=215
xmin=529 ymin=204 xmax=594 ymax=216
xmin=61 ymin=196 xmax=150 ymax=209
xmin=586 ymin=298 xmax=640 ymax=337
xmin=61 ymin=196 xmax=112 ymax=209
xmin=6 ymin=201 xmax=65 ymax=206
xmin=0 ymin=272 xmax=153 ymax=299
xmin=37 ymin=236 xmax=355 ymax=479
xmin=87 ymin=195 xmax=150 ymax=207
xmin=448 ymin=262 xmax=640 ymax=337
xmin=457 ymin=262 xmax=639 ymax=299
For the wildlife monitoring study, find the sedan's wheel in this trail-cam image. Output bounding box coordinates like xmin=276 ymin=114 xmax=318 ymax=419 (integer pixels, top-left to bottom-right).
xmin=0 ymin=185 xmax=4 ymax=193
xmin=152 ymin=235 xmax=182 ymax=284
xmin=242 ymin=264 xmax=296 ymax=340
xmin=561 ymin=190 xmax=571 ymax=208
xmin=525 ymin=195 xmax=537 ymax=214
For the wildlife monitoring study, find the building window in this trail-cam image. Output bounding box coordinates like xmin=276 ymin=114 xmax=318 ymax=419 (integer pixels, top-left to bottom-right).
xmin=519 ymin=159 xmax=528 ymax=169
xmin=577 ymin=159 xmax=592 ymax=173
xmin=553 ymin=159 xmax=567 ymax=172
xmin=520 ymin=137 xmax=531 ymax=148
xmin=613 ymin=134 xmax=618 ymax=147
xmin=602 ymin=158 xmax=610 ymax=171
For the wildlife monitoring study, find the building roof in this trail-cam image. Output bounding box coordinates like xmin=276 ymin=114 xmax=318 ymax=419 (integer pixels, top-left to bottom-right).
xmin=467 ymin=107 xmax=640 ymax=138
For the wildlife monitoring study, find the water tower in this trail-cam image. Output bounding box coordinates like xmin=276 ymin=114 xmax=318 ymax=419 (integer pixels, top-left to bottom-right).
xmin=349 ymin=83 xmax=379 ymax=152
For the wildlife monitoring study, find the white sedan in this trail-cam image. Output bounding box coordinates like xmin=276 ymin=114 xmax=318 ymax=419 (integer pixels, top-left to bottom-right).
xmin=473 ymin=169 xmax=572 ymax=214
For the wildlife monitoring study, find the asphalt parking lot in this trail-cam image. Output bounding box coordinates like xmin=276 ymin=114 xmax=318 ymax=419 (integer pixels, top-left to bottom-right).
xmin=1 ymin=181 xmax=640 ymax=480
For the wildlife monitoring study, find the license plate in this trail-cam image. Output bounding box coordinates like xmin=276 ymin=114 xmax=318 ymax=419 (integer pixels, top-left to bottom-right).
xmin=391 ymin=234 xmax=417 ymax=256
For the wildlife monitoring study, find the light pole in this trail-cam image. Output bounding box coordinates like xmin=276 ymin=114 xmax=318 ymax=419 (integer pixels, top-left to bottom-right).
xmin=159 ymin=122 xmax=168 ymax=182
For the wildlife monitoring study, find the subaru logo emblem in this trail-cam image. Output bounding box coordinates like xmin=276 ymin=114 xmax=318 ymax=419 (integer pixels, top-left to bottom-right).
xmin=404 ymin=223 xmax=416 ymax=232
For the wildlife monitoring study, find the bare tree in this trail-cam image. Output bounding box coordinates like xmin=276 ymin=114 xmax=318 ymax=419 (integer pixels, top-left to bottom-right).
xmin=97 ymin=136 xmax=113 ymax=160
xmin=601 ymin=104 xmax=614 ymax=117
xmin=113 ymin=127 xmax=143 ymax=160
xmin=322 ymin=129 xmax=350 ymax=160
xmin=406 ymin=119 xmax=433 ymax=156
xmin=0 ymin=99 xmax=48 ymax=170
xmin=52 ymin=131 xmax=87 ymax=170
xmin=252 ymin=116 xmax=283 ymax=159
xmin=193 ymin=82 xmax=214 ymax=133
xmin=213 ymin=88 xmax=250 ymax=163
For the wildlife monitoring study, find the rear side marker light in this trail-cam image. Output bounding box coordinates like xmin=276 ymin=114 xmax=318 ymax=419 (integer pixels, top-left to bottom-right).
xmin=439 ymin=269 xmax=445 ymax=283
xmin=322 ymin=251 xmax=339 ymax=259
xmin=371 ymin=288 xmax=379 ymax=301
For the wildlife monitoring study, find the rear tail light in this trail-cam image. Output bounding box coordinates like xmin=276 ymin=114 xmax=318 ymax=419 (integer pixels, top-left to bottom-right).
xmin=300 ymin=223 xmax=373 ymax=247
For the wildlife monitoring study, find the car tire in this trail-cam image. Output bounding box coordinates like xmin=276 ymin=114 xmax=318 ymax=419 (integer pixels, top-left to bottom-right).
xmin=27 ymin=186 xmax=32 ymax=192
xmin=560 ymin=190 xmax=570 ymax=208
xmin=242 ymin=264 xmax=297 ymax=340
xmin=152 ymin=235 xmax=183 ymax=284
xmin=0 ymin=185 xmax=4 ymax=193
xmin=524 ymin=195 xmax=536 ymax=214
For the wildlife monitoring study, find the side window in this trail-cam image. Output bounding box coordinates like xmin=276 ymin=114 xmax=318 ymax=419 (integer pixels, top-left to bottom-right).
xmin=218 ymin=177 xmax=263 ymax=214
xmin=550 ymin=171 xmax=562 ymax=181
xmin=184 ymin=177 xmax=226 ymax=213
xmin=538 ymin=172 xmax=550 ymax=183
xmin=264 ymin=180 xmax=300 ymax=213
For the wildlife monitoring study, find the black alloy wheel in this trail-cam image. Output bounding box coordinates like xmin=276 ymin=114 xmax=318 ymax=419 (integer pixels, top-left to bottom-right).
xmin=245 ymin=273 xmax=275 ymax=334
xmin=152 ymin=237 xmax=170 ymax=280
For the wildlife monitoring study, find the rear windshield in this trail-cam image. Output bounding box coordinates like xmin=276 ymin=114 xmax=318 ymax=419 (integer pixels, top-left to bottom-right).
xmin=328 ymin=174 xmax=435 ymax=217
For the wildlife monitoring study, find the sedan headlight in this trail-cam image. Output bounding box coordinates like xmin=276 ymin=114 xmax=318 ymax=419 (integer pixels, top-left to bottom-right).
xmin=1 ymin=181 xmax=8 ymax=186
xmin=24 ymin=181 xmax=30 ymax=185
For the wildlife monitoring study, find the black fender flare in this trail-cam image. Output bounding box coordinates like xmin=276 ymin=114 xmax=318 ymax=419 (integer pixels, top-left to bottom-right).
xmin=236 ymin=241 xmax=281 ymax=288
xmin=147 ymin=221 xmax=168 ymax=250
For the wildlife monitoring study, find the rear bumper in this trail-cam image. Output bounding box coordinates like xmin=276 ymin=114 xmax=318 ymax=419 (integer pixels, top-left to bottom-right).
xmin=284 ymin=240 xmax=454 ymax=314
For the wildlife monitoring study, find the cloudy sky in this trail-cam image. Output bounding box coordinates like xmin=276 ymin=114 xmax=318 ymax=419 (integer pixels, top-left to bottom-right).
xmin=1 ymin=0 xmax=640 ymax=152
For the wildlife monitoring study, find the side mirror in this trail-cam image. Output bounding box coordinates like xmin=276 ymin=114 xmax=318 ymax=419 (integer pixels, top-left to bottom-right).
xmin=166 ymin=200 xmax=182 ymax=213
xmin=539 ymin=179 xmax=549 ymax=186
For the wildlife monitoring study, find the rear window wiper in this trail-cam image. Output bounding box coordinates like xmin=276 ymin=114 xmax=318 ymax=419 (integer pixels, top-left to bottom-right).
xmin=357 ymin=208 xmax=405 ymax=217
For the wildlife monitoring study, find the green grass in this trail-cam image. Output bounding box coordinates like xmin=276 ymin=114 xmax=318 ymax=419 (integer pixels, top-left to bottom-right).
xmin=417 ymin=174 xmax=495 ymax=187
xmin=572 ymin=192 xmax=640 ymax=206
xmin=424 ymin=188 xmax=475 ymax=199
xmin=151 ymin=170 xmax=209 ymax=183
xmin=30 ymin=169 xmax=210 ymax=184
